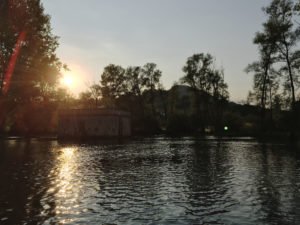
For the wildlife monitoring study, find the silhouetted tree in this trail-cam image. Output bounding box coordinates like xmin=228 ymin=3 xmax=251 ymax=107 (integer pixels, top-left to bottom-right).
xmin=207 ymin=69 xmax=229 ymax=131
xmin=141 ymin=63 xmax=162 ymax=116
xmin=0 ymin=0 xmax=67 ymax=135
xmin=125 ymin=66 xmax=145 ymax=115
xmin=181 ymin=53 xmax=228 ymax=131
xmin=78 ymin=91 xmax=93 ymax=108
xmin=263 ymin=0 xmax=300 ymax=111
xmin=181 ymin=53 xmax=213 ymax=130
xmin=0 ymin=0 xmax=64 ymax=100
xmin=246 ymin=29 xmax=277 ymax=131
xmin=100 ymin=64 xmax=126 ymax=108
xmin=247 ymin=0 xmax=300 ymax=135
xmin=90 ymin=83 xmax=102 ymax=107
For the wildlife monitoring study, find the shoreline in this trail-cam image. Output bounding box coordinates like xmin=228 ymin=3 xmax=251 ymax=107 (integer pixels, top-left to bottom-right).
xmin=0 ymin=133 xmax=298 ymax=143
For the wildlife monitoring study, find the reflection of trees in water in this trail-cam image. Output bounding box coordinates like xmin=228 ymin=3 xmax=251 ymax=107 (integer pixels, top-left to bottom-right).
xmin=254 ymin=143 xmax=300 ymax=224
xmin=197 ymin=140 xmax=300 ymax=225
xmin=94 ymin=137 xmax=165 ymax=222
xmin=0 ymin=139 xmax=57 ymax=224
xmin=183 ymin=139 xmax=235 ymax=222
xmin=255 ymin=143 xmax=283 ymax=224
xmin=183 ymin=139 xmax=300 ymax=224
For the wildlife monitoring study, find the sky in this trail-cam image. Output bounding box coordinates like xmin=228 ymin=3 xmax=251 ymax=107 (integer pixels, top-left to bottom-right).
xmin=41 ymin=0 xmax=270 ymax=102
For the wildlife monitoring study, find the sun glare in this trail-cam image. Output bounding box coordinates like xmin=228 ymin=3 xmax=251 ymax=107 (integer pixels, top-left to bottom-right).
xmin=59 ymin=63 xmax=90 ymax=96
xmin=62 ymin=76 xmax=73 ymax=86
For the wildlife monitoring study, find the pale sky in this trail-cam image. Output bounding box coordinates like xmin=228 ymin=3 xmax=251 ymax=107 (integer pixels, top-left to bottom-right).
xmin=41 ymin=0 xmax=270 ymax=102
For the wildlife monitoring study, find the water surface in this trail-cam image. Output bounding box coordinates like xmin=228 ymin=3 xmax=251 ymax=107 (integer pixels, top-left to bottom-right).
xmin=0 ymin=137 xmax=300 ymax=224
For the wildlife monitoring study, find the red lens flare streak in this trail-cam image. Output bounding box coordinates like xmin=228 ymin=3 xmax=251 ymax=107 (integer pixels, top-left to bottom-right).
xmin=2 ymin=30 xmax=27 ymax=95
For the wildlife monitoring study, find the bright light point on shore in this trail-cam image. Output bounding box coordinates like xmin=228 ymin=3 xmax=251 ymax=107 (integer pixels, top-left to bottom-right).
xmin=224 ymin=126 xmax=229 ymax=131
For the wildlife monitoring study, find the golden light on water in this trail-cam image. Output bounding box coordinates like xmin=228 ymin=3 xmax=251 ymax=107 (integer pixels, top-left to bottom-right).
xmin=57 ymin=147 xmax=77 ymax=197
xmin=61 ymin=147 xmax=75 ymax=157
xmin=48 ymin=147 xmax=81 ymax=223
xmin=42 ymin=146 xmax=100 ymax=224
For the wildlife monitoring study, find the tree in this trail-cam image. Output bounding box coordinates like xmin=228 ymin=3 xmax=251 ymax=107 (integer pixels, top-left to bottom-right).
xmin=89 ymin=83 xmax=102 ymax=107
xmin=246 ymin=29 xmax=278 ymax=130
xmin=181 ymin=53 xmax=214 ymax=124
xmin=141 ymin=63 xmax=162 ymax=116
xmin=100 ymin=64 xmax=126 ymax=108
xmin=207 ymin=69 xmax=229 ymax=100
xmin=0 ymin=0 xmax=65 ymax=134
xmin=125 ymin=66 xmax=145 ymax=115
xmin=181 ymin=53 xmax=214 ymax=94
xmin=78 ymin=91 xmax=93 ymax=108
xmin=181 ymin=53 xmax=213 ymax=119
xmin=263 ymin=0 xmax=300 ymax=111
xmin=207 ymin=69 xmax=229 ymax=131
xmin=0 ymin=0 xmax=64 ymax=101
xmin=181 ymin=53 xmax=229 ymax=131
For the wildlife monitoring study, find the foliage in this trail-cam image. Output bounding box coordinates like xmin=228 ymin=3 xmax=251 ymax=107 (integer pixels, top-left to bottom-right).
xmin=248 ymin=0 xmax=300 ymax=133
xmin=100 ymin=64 xmax=126 ymax=108
xmin=180 ymin=53 xmax=229 ymax=132
xmin=263 ymin=0 xmax=300 ymax=110
xmin=141 ymin=63 xmax=162 ymax=116
xmin=0 ymin=0 xmax=65 ymax=100
xmin=0 ymin=0 xmax=68 ymax=135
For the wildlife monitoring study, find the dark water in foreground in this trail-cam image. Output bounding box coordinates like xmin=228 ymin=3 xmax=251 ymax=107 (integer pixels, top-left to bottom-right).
xmin=0 ymin=137 xmax=300 ymax=225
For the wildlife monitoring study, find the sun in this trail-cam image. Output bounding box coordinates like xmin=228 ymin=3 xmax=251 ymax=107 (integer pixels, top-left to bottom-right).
xmin=61 ymin=76 xmax=73 ymax=86
xmin=59 ymin=63 xmax=90 ymax=96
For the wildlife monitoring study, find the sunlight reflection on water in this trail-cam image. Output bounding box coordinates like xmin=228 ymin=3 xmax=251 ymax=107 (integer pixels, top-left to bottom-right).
xmin=0 ymin=137 xmax=300 ymax=224
xmin=54 ymin=147 xmax=79 ymax=223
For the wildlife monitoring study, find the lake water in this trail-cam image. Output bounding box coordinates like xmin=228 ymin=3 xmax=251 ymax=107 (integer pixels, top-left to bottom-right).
xmin=0 ymin=136 xmax=300 ymax=224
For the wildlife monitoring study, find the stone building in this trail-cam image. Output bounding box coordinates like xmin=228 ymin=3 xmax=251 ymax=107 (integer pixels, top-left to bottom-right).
xmin=58 ymin=109 xmax=131 ymax=138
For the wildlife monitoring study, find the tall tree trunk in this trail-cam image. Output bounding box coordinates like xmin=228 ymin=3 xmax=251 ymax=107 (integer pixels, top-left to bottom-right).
xmin=285 ymin=51 xmax=297 ymax=140
xmin=138 ymin=94 xmax=145 ymax=118
xmin=286 ymin=56 xmax=296 ymax=111
xmin=195 ymin=90 xmax=203 ymax=132
xmin=269 ymin=80 xmax=273 ymax=128
xmin=150 ymin=88 xmax=156 ymax=117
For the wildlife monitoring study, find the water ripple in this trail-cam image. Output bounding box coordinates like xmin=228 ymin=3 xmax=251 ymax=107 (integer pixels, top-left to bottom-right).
xmin=0 ymin=137 xmax=300 ymax=224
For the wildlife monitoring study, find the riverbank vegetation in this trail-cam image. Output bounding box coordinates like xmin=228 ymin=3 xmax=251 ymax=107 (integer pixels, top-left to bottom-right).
xmin=0 ymin=0 xmax=300 ymax=138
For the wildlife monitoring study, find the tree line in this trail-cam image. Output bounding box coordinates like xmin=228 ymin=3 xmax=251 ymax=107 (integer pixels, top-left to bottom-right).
xmin=0 ymin=0 xmax=300 ymax=137
xmin=246 ymin=0 xmax=300 ymax=137
xmin=77 ymin=54 xmax=228 ymax=134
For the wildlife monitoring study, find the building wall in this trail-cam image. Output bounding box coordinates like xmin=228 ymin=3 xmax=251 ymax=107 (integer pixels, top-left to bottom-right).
xmin=58 ymin=109 xmax=131 ymax=138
